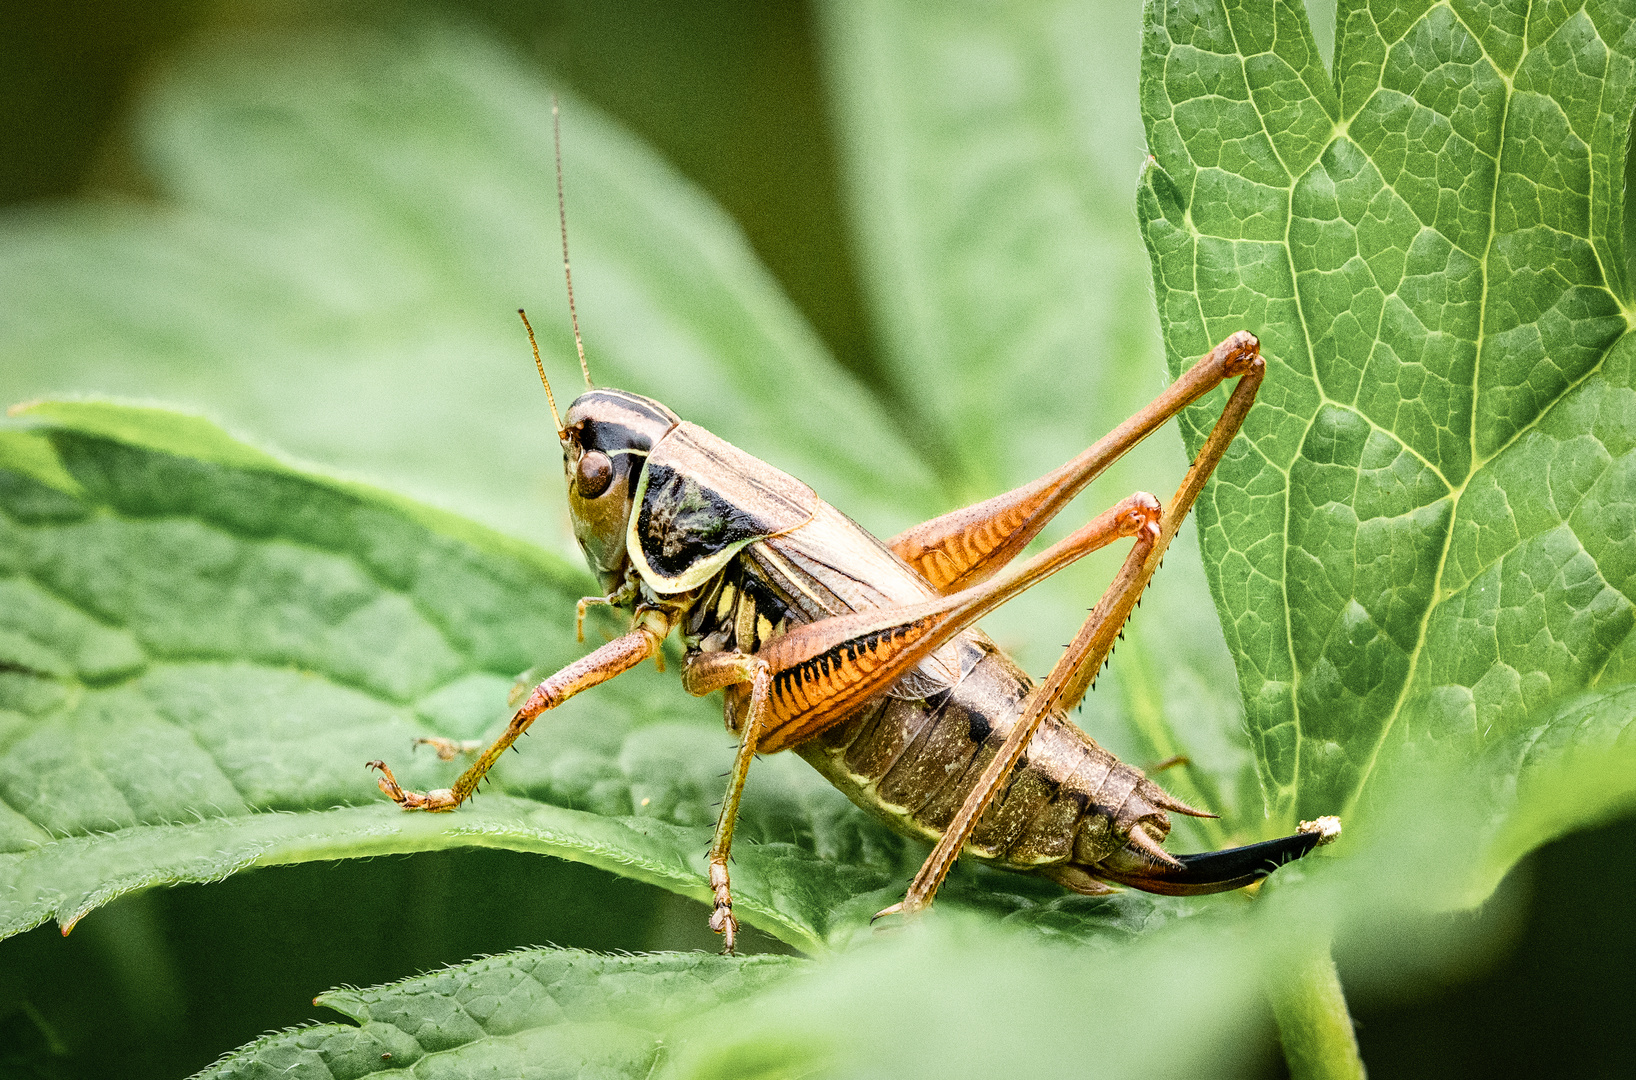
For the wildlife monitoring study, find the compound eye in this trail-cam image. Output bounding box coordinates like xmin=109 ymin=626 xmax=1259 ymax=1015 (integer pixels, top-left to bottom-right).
xmin=576 ymin=450 xmax=614 ymax=499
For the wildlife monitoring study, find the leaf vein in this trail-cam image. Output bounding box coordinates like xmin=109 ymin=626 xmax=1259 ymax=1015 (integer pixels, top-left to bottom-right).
xmin=1345 ymin=0 xmax=1536 ymax=811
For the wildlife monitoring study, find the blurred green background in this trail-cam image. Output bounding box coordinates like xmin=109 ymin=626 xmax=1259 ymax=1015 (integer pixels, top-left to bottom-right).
xmin=2 ymin=2 xmax=1633 ymax=1077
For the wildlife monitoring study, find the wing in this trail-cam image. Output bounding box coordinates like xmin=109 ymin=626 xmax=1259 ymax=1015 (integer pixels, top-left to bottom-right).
xmin=747 ymin=503 xmax=978 ymax=698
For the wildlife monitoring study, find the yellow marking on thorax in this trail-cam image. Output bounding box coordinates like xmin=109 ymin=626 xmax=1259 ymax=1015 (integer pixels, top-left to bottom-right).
xmin=753 ymin=544 xmax=828 ymax=613
xmin=734 ymin=592 xmax=759 ymax=651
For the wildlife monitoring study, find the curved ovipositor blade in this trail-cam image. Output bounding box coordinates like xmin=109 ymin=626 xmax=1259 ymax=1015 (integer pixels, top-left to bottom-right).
xmin=1100 ymin=816 xmax=1342 ymax=896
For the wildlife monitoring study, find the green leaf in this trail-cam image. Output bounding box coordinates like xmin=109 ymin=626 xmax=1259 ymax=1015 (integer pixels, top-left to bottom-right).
xmin=662 ymin=914 xmax=1274 ymax=1080
xmin=1139 ymin=0 xmax=1636 ymax=824
xmin=191 ymin=948 xmax=804 ymax=1080
xmin=1472 ymin=679 xmax=1636 ymax=898
xmin=194 ymin=709 xmax=1636 ymax=1080
xmin=0 ymin=16 xmax=936 ymax=544
xmin=197 ymin=914 xmax=1282 ymax=1080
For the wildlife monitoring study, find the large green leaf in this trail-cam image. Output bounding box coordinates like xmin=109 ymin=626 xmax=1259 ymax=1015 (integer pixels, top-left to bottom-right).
xmin=1139 ymin=0 xmax=1636 ymax=823
xmin=191 ymin=919 xmax=1277 ymax=1080
xmin=0 ymin=402 xmax=916 ymax=952
xmin=203 ymin=721 xmax=1636 ymax=1080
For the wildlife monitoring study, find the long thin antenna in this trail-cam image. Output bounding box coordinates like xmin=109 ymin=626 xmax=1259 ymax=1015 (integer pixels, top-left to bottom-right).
xmin=519 ymin=309 xmax=565 ymax=439
xmin=552 ymin=94 xmax=593 ymax=389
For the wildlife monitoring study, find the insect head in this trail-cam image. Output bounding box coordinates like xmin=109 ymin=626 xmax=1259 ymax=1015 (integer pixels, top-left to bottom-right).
xmin=560 ymin=389 xmax=677 ymax=600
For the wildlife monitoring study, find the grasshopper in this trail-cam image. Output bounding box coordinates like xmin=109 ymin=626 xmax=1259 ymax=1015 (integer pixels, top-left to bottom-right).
xmin=369 ymin=106 xmax=1340 ymax=952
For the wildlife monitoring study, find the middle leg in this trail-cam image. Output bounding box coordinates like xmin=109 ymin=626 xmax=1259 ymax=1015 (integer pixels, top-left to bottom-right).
xmin=682 ymin=649 xmax=773 ymax=954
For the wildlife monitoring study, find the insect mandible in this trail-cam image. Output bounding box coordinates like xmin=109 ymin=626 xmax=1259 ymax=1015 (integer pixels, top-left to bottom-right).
xmin=367 ymin=103 xmax=1341 ymax=952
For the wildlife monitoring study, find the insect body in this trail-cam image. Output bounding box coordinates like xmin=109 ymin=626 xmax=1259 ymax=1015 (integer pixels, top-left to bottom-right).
xmin=370 ymin=329 xmax=1341 ymax=950
xmin=367 ymin=101 xmax=1339 ymax=949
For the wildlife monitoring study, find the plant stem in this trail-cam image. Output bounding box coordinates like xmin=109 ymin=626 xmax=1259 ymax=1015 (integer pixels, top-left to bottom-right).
xmin=1268 ymin=942 xmax=1366 ymax=1080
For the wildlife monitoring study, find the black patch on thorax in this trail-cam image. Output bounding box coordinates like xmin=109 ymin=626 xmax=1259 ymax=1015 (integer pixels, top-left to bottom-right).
xmin=637 ymin=462 xmax=769 ymax=579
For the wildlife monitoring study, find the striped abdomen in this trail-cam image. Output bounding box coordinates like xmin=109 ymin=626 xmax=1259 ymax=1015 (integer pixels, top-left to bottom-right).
xmin=793 ymin=628 xmax=1184 ymax=887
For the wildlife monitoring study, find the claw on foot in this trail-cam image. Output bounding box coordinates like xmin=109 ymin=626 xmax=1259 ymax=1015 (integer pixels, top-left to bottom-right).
xmin=366 ymin=760 xmax=460 ymax=811
xmin=708 ymin=859 xmax=738 ymax=954
xmin=709 ymin=902 xmax=738 ymax=954
xmin=871 ymin=894 xmax=928 ymax=924
xmin=870 ymin=902 xmax=902 ymax=924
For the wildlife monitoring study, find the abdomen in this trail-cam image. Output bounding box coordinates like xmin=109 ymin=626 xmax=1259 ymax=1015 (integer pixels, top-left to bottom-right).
xmin=794 ymin=627 xmax=1161 ymax=877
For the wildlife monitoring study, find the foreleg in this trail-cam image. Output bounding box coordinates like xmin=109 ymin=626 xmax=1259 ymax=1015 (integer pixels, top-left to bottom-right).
xmin=370 ymin=609 xmax=671 ymax=811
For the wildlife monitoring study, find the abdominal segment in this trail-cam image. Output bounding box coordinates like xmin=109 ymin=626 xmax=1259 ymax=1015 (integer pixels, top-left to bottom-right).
xmin=794 ymin=628 xmax=1172 ymax=881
